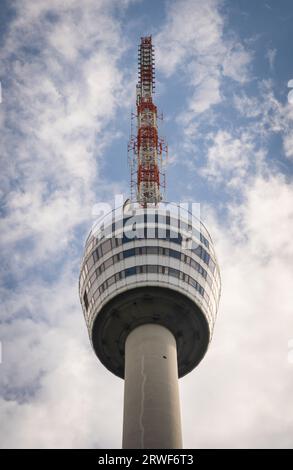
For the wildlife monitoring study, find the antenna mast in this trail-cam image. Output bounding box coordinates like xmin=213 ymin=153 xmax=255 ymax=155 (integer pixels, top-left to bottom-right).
xmin=128 ymin=36 xmax=167 ymax=207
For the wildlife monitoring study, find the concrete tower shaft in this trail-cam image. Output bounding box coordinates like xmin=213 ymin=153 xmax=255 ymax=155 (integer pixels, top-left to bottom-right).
xmin=123 ymin=324 xmax=182 ymax=449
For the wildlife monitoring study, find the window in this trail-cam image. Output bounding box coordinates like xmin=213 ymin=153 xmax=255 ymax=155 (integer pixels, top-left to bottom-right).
xmin=108 ymin=275 xmax=115 ymax=287
xmin=190 ymin=259 xmax=197 ymax=271
xmin=189 ymin=278 xmax=198 ymax=290
xmin=169 ymin=233 xmax=182 ymax=245
xmin=200 ymin=233 xmax=209 ymax=248
xmin=93 ymin=249 xmax=99 ymax=262
xmin=192 ymin=245 xmax=210 ymax=265
xmin=169 ymin=268 xmax=179 ymax=278
xmin=115 ymin=237 xmax=122 ymax=247
xmin=101 ymin=239 xmax=111 ymax=255
xmin=169 ymin=249 xmax=181 ymax=260
xmin=115 ymin=252 xmax=122 ymax=262
xmin=125 ymin=267 xmax=136 ymax=277
xmin=104 ymin=257 xmax=113 ymax=269
xmin=209 ymin=258 xmax=216 ymax=273
xmin=97 ymin=245 xmax=103 ymax=258
xmin=110 ymin=237 xmax=117 ymax=250
xmin=83 ymin=291 xmax=89 ymax=311
xmin=188 ymin=277 xmax=205 ymax=296
xmin=146 ymin=246 xmax=158 ymax=255
xmin=147 ymin=265 xmax=158 ymax=274
xmin=123 ymin=248 xmax=135 ymax=259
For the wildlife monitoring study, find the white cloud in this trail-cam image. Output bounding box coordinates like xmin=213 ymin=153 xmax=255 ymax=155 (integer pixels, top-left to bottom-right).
xmin=0 ymin=266 xmax=124 ymax=448
xmin=0 ymin=0 xmax=131 ymax=449
xmin=233 ymin=81 xmax=293 ymax=160
xmin=283 ymin=133 xmax=293 ymax=159
xmin=222 ymin=43 xmax=252 ymax=83
xmin=266 ymin=47 xmax=277 ymax=71
xmin=0 ymin=0 xmax=130 ymax=264
xmin=181 ymin=174 xmax=293 ymax=448
xmin=155 ymin=0 xmax=252 ymax=115
xmin=200 ymin=130 xmax=265 ymax=188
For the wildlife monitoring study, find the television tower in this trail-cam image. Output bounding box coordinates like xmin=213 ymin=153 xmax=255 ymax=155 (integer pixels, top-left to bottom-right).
xmin=79 ymin=36 xmax=221 ymax=449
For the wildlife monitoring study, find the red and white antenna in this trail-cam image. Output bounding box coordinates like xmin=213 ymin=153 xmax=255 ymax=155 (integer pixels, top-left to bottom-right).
xmin=128 ymin=36 xmax=167 ymax=207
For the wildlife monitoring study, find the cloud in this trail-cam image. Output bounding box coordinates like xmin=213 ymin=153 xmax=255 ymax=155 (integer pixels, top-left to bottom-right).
xmin=200 ymin=130 xmax=265 ymax=188
xmin=0 ymin=265 xmax=124 ymax=448
xmin=283 ymin=133 xmax=293 ymax=159
xmin=181 ymin=173 xmax=293 ymax=448
xmin=0 ymin=0 xmax=129 ymax=264
xmin=155 ymin=0 xmax=252 ymax=115
xmin=233 ymin=80 xmax=293 ymax=161
xmin=266 ymin=47 xmax=277 ymax=71
xmin=0 ymin=0 xmax=131 ymax=449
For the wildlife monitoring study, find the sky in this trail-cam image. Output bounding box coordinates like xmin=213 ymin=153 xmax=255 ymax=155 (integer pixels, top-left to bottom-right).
xmin=0 ymin=0 xmax=293 ymax=449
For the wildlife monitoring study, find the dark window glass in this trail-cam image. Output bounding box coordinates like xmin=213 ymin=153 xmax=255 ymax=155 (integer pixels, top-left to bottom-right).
xmin=170 ymin=249 xmax=181 ymax=260
xmin=123 ymin=248 xmax=135 ymax=259
xmin=169 ymin=268 xmax=179 ymax=278
xmin=200 ymin=233 xmax=209 ymax=248
xmin=93 ymin=249 xmax=99 ymax=262
xmin=83 ymin=291 xmax=89 ymax=310
xmin=122 ymin=234 xmax=129 ymax=244
xmin=125 ymin=267 xmax=136 ymax=277
xmin=192 ymin=245 xmax=210 ymax=265
xmin=190 ymin=259 xmax=198 ymax=270
xmin=189 ymin=278 xmax=198 ymax=288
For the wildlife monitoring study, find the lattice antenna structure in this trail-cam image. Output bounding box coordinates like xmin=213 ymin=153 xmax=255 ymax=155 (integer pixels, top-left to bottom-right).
xmin=128 ymin=36 xmax=167 ymax=207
